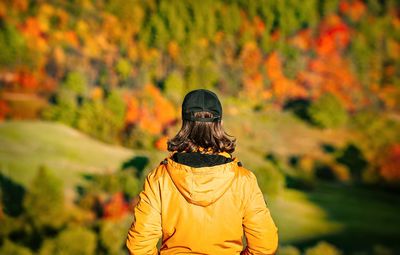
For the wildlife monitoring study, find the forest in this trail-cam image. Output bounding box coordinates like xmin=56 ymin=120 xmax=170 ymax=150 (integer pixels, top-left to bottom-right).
xmin=0 ymin=0 xmax=400 ymax=254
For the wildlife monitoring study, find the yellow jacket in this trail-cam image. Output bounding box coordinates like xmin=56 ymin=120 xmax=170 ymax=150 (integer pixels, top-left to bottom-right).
xmin=126 ymin=152 xmax=278 ymax=255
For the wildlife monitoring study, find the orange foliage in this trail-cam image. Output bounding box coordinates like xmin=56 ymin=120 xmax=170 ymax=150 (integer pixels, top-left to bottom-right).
xmin=90 ymin=87 xmax=103 ymax=100
xmin=377 ymin=85 xmax=400 ymax=110
xmin=63 ymin=31 xmax=79 ymax=47
xmin=379 ymin=144 xmax=400 ymax=182
xmin=124 ymin=84 xmax=177 ymax=135
xmin=19 ymin=17 xmax=48 ymax=53
xmin=299 ymin=53 xmax=364 ymax=111
xmin=12 ymin=0 xmax=29 ymax=12
xmin=290 ymin=29 xmax=312 ymax=51
xmin=138 ymin=106 xmax=163 ymax=135
xmin=339 ymin=0 xmax=366 ymax=22
xmin=265 ymin=52 xmax=282 ymax=80
xmin=144 ymin=84 xmax=176 ymax=126
xmin=0 ymin=3 xmax=5 ymax=18
xmin=294 ymin=15 xmax=366 ymax=111
xmin=155 ymin=136 xmax=169 ymax=151
xmin=264 ymin=52 xmax=308 ymax=103
xmin=16 ymin=71 xmax=39 ymax=91
xmin=316 ymin=15 xmax=350 ymax=56
xmin=214 ymin=31 xmax=224 ymax=44
xmin=271 ymin=30 xmax=280 ymax=42
xmin=241 ymin=41 xmax=262 ymax=76
xmin=254 ymin=16 xmax=266 ymax=37
xmin=242 ymin=72 xmax=264 ymax=99
xmin=0 ymin=99 xmax=10 ymax=121
xmin=168 ymin=41 xmax=180 ymax=60
xmin=125 ymin=97 xmax=140 ymax=124
xmin=102 ymin=192 xmax=129 ymax=220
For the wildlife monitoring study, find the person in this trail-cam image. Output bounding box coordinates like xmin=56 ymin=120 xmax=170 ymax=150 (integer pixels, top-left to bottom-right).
xmin=126 ymin=89 xmax=278 ymax=255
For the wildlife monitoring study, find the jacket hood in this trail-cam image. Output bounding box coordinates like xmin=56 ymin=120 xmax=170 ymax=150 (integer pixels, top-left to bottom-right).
xmin=166 ymin=156 xmax=239 ymax=207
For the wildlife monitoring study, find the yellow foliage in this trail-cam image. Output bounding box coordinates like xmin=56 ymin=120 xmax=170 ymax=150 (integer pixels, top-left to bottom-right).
xmin=90 ymin=87 xmax=103 ymax=100
xmin=168 ymin=41 xmax=180 ymax=60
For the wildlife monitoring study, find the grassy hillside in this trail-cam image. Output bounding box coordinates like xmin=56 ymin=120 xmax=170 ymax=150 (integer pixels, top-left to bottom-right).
xmin=0 ymin=121 xmax=135 ymax=189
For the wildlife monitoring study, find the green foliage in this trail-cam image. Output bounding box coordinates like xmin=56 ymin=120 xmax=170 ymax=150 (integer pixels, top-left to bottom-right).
xmin=62 ymin=71 xmax=88 ymax=96
xmin=335 ymin=143 xmax=368 ymax=181
xmin=99 ymin=220 xmax=128 ymax=255
xmin=39 ymin=226 xmax=96 ymax=255
xmin=41 ymin=89 xmax=78 ymax=126
xmin=88 ymin=169 xmax=139 ymax=198
xmin=277 ymin=245 xmax=301 ymax=255
xmin=0 ymin=172 xmax=25 ymax=216
xmin=122 ymin=126 xmax=155 ymax=149
xmin=119 ymin=170 xmax=140 ymax=198
xmin=105 ymin=90 xmax=126 ymax=122
xmin=164 ymin=71 xmax=185 ymax=104
xmin=218 ymin=3 xmax=241 ymax=35
xmin=350 ymin=110 xmax=400 ymax=161
xmin=0 ymin=239 xmax=33 ymax=255
xmin=253 ymin=162 xmax=285 ymax=197
xmin=320 ymin=0 xmax=340 ymax=16
xmin=77 ymin=99 xmax=123 ymax=143
xmin=23 ymin=165 xmax=65 ymax=229
xmin=305 ymin=241 xmax=342 ymax=255
xmin=0 ymin=23 xmax=34 ymax=69
xmin=115 ymin=58 xmax=132 ymax=81
xmin=308 ymin=93 xmax=348 ymax=129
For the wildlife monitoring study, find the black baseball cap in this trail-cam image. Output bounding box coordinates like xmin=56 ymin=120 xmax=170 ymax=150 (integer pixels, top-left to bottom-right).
xmin=182 ymin=89 xmax=222 ymax=122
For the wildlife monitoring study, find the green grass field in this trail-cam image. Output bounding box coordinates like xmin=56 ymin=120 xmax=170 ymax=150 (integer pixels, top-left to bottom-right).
xmin=0 ymin=121 xmax=135 ymax=189
xmin=269 ymin=183 xmax=400 ymax=253
xmin=1 ymin=120 xmax=400 ymax=254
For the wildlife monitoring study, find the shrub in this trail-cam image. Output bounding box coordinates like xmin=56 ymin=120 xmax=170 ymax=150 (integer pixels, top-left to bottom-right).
xmin=39 ymin=226 xmax=96 ymax=255
xmin=99 ymin=220 xmax=130 ymax=255
xmin=308 ymin=93 xmax=348 ymax=128
xmin=277 ymin=245 xmax=301 ymax=255
xmin=305 ymin=241 xmax=342 ymax=255
xmin=0 ymin=239 xmax=32 ymax=255
xmin=23 ymin=165 xmax=65 ymax=229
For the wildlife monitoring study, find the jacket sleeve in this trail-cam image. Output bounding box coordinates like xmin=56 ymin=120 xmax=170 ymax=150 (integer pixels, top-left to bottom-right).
xmin=126 ymin=170 xmax=162 ymax=255
xmin=241 ymin=172 xmax=279 ymax=255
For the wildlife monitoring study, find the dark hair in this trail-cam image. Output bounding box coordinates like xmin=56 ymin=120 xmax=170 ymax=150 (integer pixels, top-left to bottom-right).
xmin=167 ymin=111 xmax=236 ymax=153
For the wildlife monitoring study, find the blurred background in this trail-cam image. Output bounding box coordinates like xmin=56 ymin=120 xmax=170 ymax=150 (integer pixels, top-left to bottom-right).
xmin=0 ymin=0 xmax=400 ymax=254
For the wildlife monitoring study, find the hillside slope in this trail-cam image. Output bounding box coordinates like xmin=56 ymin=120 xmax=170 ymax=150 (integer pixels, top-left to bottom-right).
xmin=0 ymin=120 xmax=135 ymax=188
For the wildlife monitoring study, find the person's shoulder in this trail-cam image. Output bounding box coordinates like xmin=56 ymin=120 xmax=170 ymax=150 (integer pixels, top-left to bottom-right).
xmin=144 ymin=157 xmax=169 ymax=183
xmin=234 ymin=159 xmax=257 ymax=182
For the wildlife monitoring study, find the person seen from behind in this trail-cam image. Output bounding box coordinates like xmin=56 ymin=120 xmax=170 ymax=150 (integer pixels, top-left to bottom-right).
xmin=126 ymin=89 xmax=279 ymax=254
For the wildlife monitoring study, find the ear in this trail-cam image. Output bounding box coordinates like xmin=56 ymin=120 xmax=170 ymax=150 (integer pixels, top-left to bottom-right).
xmin=221 ymin=120 xmax=224 ymax=126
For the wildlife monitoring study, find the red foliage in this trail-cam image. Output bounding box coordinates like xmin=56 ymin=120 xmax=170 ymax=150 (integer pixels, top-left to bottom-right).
xmin=102 ymin=192 xmax=129 ymax=220
xmin=0 ymin=99 xmax=10 ymax=121
xmin=254 ymin=16 xmax=266 ymax=37
xmin=316 ymin=15 xmax=350 ymax=56
xmin=16 ymin=71 xmax=38 ymax=91
xmin=295 ymin=15 xmax=367 ymax=111
xmin=379 ymin=144 xmax=400 ymax=182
